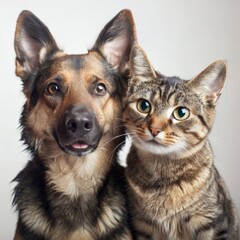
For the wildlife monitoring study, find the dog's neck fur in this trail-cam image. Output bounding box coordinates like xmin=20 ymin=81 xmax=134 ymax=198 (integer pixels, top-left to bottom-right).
xmin=45 ymin=134 xmax=120 ymax=199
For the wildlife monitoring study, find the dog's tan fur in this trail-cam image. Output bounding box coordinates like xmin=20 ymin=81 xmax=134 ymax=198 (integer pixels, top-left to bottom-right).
xmin=13 ymin=10 xmax=137 ymax=239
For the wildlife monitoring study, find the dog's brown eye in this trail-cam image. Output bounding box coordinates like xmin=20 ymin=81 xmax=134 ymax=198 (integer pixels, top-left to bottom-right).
xmin=46 ymin=82 xmax=60 ymax=95
xmin=95 ymin=83 xmax=107 ymax=95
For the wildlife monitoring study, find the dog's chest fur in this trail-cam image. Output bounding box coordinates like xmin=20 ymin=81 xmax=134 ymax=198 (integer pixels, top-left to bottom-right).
xmin=46 ymin=145 xmax=113 ymax=197
xmin=15 ymin=153 xmax=127 ymax=239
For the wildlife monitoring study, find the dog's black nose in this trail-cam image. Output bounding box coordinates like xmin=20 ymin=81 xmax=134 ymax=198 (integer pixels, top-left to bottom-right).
xmin=66 ymin=117 xmax=93 ymax=133
xmin=65 ymin=106 xmax=94 ymax=136
xmin=56 ymin=104 xmax=102 ymax=156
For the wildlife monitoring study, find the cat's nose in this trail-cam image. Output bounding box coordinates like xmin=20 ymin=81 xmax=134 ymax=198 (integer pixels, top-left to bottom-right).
xmin=149 ymin=117 xmax=168 ymax=137
xmin=149 ymin=126 xmax=161 ymax=137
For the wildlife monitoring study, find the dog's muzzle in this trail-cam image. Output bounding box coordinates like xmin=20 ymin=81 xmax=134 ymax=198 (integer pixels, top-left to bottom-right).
xmin=55 ymin=104 xmax=102 ymax=156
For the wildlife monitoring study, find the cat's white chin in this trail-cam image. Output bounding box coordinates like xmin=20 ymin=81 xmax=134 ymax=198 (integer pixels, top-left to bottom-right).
xmin=138 ymin=140 xmax=186 ymax=155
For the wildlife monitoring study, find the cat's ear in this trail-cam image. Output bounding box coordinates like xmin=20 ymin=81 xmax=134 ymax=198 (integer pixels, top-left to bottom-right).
xmin=93 ymin=9 xmax=137 ymax=73
xmin=130 ymin=45 xmax=157 ymax=78
xmin=188 ymin=61 xmax=227 ymax=105
xmin=14 ymin=10 xmax=59 ymax=80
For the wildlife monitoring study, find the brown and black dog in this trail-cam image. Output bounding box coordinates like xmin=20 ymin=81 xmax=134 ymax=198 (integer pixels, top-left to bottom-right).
xmin=12 ymin=9 xmax=136 ymax=240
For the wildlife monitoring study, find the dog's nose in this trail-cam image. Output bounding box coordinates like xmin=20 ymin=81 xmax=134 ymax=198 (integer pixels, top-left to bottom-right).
xmin=66 ymin=117 xmax=93 ymax=134
xmin=65 ymin=106 xmax=94 ymax=136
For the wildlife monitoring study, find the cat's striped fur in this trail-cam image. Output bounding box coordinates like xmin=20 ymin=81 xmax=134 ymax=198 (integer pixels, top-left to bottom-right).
xmin=124 ymin=45 xmax=239 ymax=239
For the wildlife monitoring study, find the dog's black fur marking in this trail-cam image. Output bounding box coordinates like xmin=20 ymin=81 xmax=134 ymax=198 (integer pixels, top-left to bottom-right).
xmin=13 ymin=9 xmax=137 ymax=240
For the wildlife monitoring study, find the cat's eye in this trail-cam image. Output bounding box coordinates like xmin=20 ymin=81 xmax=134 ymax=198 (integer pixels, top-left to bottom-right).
xmin=95 ymin=83 xmax=107 ymax=96
xmin=173 ymin=107 xmax=190 ymax=121
xmin=46 ymin=82 xmax=60 ymax=95
xmin=137 ymin=99 xmax=151 ymax=114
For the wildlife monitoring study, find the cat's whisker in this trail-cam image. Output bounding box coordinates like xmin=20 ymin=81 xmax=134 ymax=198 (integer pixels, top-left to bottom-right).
xmin=128 ymin=134 xmax=142 ymax=146
xmin=107 ymin=140 xmax=127 ymax=163
xmin=175 ymin=145 xmax=192 ymax=158
xmin=208 ymin=133 xmax=224 ymax=146
xmin=98 ymin=133 xmax=129 ymax=150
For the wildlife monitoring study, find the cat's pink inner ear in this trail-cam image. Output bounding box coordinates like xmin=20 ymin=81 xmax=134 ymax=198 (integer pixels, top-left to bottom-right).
xmin=102 ymin=35 xmax=129 ymax=69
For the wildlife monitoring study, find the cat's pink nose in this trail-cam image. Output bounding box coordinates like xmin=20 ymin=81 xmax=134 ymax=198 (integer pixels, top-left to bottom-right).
xmin=149 ymin=127 xmax=160 ymax=137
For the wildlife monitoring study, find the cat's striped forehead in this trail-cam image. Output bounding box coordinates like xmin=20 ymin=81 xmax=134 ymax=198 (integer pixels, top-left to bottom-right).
xmin=128 ymin=75 xmax=196 ymax=106
xmin=129 ymin=77 xmax=162 ymax=97
xmin=159 ymin=76 xmax=187 ymax=104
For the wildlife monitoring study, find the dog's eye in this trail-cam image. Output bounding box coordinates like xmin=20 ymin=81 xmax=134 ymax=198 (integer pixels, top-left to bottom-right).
xmin=46 ymin=82 xmax=60 ymax=95
xmin=95 ymin=83 xmax=107 ymax=95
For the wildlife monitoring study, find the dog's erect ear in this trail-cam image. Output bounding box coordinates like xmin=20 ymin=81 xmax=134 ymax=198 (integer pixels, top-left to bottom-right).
xmin=93 ymin=9 xmax=137 ymax=73
xmin=130 ymin=45 xmax=156 ymax=78
xmin=188 ymin=60 xmax=227 ymax=105
xmin=14 ymin=10 xmax=59 ymax=80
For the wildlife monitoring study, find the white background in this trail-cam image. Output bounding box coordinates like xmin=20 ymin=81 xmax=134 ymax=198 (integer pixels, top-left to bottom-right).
xmin=0 ymin=0 xmax=239 ymax=238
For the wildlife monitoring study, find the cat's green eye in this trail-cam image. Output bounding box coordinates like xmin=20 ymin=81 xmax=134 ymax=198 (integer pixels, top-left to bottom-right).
xmin=173 ymin=107 xmax=190 ymax=121
xmin=137 ymin=99 xmax=151 ymax=114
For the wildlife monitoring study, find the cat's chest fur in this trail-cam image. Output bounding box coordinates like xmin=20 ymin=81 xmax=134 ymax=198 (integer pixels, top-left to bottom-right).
xmin=126 ymin=142 xmax=214 ymax=220
xmin=125 ymin=145 xmax=220 ymax=239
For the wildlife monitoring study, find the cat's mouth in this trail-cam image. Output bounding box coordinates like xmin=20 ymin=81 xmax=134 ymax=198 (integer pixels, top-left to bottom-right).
xmin=140 ymin=136 xmax=187 ymax=155
xmin=147 ymin=139 xmax=160 ymax=145
xmin=147 ymin=139 xmax=168 ymax=147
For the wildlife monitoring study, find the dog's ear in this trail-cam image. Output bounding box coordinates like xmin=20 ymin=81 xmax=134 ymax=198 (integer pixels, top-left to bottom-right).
xmin=93 ymin=9 xmax=137 ymax=73
xmin=188 ymin=60 xmax=227 ymax=105
xmin=14 ymin=10 xmax=59 ymax=80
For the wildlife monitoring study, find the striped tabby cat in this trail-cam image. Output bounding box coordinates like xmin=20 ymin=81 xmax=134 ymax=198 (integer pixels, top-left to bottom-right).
xmin=124 ymin=45 xmax=239 ymax=239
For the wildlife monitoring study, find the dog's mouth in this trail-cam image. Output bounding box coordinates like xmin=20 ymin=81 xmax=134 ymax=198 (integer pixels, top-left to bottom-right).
xmin=53 ymin=131 xmax=99 ymax=157
xmin=70 ymin=141 xmax=89 ymax=150
xmin=60 ymin=139 xmax=98 ymax=157
xmin=54 ymin=105 xmax=102 ymax=157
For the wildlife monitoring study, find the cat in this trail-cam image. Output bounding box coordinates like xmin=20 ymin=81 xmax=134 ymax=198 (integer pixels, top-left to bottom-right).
xmin=123 ymin=45 xmax=239 ymax=239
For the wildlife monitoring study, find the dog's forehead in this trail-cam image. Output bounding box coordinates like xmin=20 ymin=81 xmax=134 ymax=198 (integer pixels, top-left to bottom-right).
xmin=50 ymin=52 xmax=110 ymax=79
xmin=42 ymin=51 xmax=119 ymax=93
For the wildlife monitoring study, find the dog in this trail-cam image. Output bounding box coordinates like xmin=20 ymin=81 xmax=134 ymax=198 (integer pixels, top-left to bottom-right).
xmin=12 ymin=9 xmax=136 ymax=240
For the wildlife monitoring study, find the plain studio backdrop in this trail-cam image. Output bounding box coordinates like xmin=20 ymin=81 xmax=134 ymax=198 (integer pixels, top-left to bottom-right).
xmin=0 ymin=0 xmax=239 ymax=238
